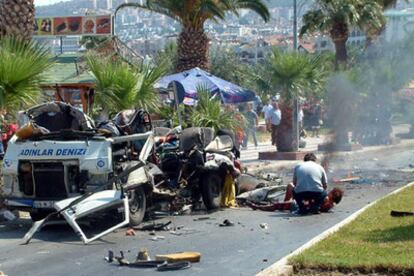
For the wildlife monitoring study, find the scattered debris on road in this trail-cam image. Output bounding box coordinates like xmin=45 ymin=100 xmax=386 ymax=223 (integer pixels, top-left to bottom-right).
xmin=105 ymin=250 xmax=114 ymax=263
xmin=156 ymin=261 xmax=191 ymax=271
xmin=150 ymin=235 xmax=165 ymax=241
xmin=193 ymin=217 xmax=212 ymax=221
xmin=136 ymin=221 xmax=172 ymax=231
xmin=259 ymin=223 xmax=269 ymax=230
xmin=155 ymin=252 xmax=201 ymax=263
xmin=237 ymin=186 xmax=286 ymax=204
xmin=137 ymin=248 xmax=151 ymax=261
xmin=106 ymin=249 xmax=198 ymax=271
xmin=219 ymin=219 xmax=235 ymax=227
xmin=333 ymin=176 xmax=361 ymax=184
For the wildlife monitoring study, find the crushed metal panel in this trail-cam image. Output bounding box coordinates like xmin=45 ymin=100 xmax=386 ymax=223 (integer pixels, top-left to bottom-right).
xmin=139 ymin=134 xmax=154 ymax=162
xmin=205 ymin=135 xmax=234 ymax=152
xmin=125 ymin=166 xmax=148 ymax=190
xmin=54 ymin=190 xmax=129 ymax=244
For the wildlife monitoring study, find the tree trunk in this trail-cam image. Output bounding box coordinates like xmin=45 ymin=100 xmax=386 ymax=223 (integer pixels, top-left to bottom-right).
xmin=330 ymin=23 xmax=349 ymax=69
xmin=332 ymin=38 xmax=348 ymax=69
xmin=0 ymin=0 xmax=35 ymax=40
xmin=176 ymin=27 xmax=209 ymax=72
xmin=276 ymin=102 xmax=297 ymax=152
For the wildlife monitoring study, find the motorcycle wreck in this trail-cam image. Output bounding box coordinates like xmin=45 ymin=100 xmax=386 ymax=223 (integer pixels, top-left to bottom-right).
xmin=1 ymin=102 xmax=242 ymax=244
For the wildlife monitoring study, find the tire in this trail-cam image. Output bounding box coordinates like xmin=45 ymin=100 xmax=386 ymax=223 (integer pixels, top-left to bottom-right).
xmin=201 ymin=172 xmax=223 ymax=210
xmin=29 ymin=211 xmax=49 ymax=221
xmin=128 ymin=186 xmax=146 ymax=226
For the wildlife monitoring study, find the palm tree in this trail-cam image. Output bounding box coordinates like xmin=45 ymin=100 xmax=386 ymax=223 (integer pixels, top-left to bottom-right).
xmin=87 ymin=55 xmax=166 ymax=114
xmin=300 ymin=0 xmax=383 ymax=68
xmin=262 ymin=49 xmax=328 ymax=152
xmin=191 ymin=87 xmax=244 ymax=132
xmin=0 ymin=0 xmax=35 ymax=40
xmin=0 ymin=37 xmax=52 ymax=110
xmin=116 ymin=0 xmax=269 ymax=72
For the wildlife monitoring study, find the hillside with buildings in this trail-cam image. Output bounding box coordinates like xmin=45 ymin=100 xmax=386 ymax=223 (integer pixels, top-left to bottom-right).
xmin=34 ymin=0 xmax=414 ymax=64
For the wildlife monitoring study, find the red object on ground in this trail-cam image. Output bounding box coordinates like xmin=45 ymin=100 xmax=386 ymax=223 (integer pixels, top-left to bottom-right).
xmin=126 ymin=228 xmax=136 ymax=236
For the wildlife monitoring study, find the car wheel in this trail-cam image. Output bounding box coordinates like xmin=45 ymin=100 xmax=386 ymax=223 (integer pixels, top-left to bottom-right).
xmin=128 ymin=186 xmax=146 ymax=226
xmin=201 ymin=172 xmax=223 ymax=210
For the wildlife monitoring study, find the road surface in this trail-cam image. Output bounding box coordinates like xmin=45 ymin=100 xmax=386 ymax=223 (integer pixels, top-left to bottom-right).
xmin=1 ymin=147 xmax=414 ymax=276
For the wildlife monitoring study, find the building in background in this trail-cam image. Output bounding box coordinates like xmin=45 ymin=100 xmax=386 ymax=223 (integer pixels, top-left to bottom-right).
xmin=384 ymin=9 xmax=414 ymax=42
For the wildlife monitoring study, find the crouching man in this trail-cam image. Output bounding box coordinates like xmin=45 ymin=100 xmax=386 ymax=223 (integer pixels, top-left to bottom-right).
xmin=291 ymin=153 xmax=329 ymax=214
xmin=249 ymin=153 xmax=343 ymax=214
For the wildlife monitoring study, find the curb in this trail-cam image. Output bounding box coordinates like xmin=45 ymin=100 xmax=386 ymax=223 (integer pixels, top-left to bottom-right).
xmin=246 ymin=139 xmax=414 ymax=174
xmin=256 ymin=181 xmax=414 ymax=276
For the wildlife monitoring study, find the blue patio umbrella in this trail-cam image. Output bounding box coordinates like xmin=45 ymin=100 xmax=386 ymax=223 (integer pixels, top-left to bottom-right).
xmin=155 ymin=67 xmax=256 ymax=104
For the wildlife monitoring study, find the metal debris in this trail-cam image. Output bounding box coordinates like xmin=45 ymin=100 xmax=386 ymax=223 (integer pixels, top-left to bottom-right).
xmin=260 ymin=223 xmax=269 ymax=230
xmin=219 ymin=219 xmax=234 ymax=227
xmin=150 ymin=235 xmax=165 ymax=241
xmin=105 ymin=250 xmax=114 ymax=263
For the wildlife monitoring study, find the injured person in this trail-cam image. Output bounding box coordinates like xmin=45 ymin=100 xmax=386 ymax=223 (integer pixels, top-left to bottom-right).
xmin=249 ymin=153 xmax=343 ymax=215
xmin=248 ymin=183 xmax=343 ymax=213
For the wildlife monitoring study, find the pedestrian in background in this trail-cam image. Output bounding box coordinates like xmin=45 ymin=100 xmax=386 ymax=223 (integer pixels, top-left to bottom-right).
xmin=262 ymin=99 xmax=272 ymax=119
xmin=310 ymin=103 xmax=322 ymax=137
xmin=242 ymin=103 xmax=258 ymax=149
xmin=266 ymin=100 xmax=281 ymax=147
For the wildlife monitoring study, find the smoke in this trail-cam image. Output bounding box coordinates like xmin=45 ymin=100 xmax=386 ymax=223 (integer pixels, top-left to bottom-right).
xmin=321 ymin=32 xmax=414 ymax=169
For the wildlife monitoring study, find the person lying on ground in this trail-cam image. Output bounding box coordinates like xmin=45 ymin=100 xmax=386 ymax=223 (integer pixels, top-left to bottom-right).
xmin=247 ymin=183 xmax=343 ymax=213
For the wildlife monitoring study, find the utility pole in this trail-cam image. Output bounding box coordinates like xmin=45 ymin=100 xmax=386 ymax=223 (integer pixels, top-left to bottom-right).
xmin=293 ymin=0 xmax=300 ymax=151
xmin=293 ymin=0 xmax=298 ymax=51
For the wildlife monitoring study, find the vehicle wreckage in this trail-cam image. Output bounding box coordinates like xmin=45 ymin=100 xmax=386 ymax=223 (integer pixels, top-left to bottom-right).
xmin=1 ymin=102 xmax=243 ymax=244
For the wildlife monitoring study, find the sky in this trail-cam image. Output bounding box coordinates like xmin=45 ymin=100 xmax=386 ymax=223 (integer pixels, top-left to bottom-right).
xmin=35 ymin=0 xmax=72 ymax=6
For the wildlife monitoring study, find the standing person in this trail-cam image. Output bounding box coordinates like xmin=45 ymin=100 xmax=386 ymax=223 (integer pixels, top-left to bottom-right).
xmin=242 ymin=103 xmax=259 ymax=149
xmin=266 ymin=100 xmax=281 ymax=147
xmin=310 ymin=103 xmax=322 ymax=137
xmin=2 ymin=114 xmax=17 ymax=152
xmin=262 ymin=99 xmax=272 ymax=119
xmin=0 ymin=111 xmax=4 ymax=157
xmin=292 ymin=153 xmax=328 ymax=215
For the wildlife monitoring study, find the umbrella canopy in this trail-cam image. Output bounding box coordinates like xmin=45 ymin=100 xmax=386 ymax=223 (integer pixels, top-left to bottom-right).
xmin=155 ymin=67 xmax=256 ymax=104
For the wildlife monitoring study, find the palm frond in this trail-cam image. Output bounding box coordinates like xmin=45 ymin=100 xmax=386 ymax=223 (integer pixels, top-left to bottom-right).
xmin=0 ymin=37 xmax=53 ymax=109
xmin=115 ymin=1 xmax=183 ymax=23
xmin=87 ymin=55 xmax=166 ymax=113
xmin=260 ymin=48 xmax=328 ymax=103
xmin=191 ymin=87 xmax=244 ymax=131
xmin=226 ymin=0 xmax=270 ymax=22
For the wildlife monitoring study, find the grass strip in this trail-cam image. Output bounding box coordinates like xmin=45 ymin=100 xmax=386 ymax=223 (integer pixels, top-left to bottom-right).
xmin=290 ymin=184 xmax=414 ymax=274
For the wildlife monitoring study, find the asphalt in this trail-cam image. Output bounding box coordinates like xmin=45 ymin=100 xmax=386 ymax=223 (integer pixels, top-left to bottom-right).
xmin=1 ymin=126 xmax=414 ymax=276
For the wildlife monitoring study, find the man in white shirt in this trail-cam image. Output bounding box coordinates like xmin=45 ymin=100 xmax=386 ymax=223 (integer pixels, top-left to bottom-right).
xmin=266 ymin=100 xmax=282 ymax=146
xmin=262 ymin=99 xmax=272 ymax=119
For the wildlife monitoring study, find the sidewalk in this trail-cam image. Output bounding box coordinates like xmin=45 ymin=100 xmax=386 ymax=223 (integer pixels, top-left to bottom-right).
xmin=241 ymin=124 xmax=414 ymax=173
xmin=240 ymin=136 xmax=324 ymax=163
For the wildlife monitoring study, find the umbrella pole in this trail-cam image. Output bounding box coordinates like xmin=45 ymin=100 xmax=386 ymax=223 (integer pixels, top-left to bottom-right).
xmin=172 ymin=81 xmax=183 ymax=127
